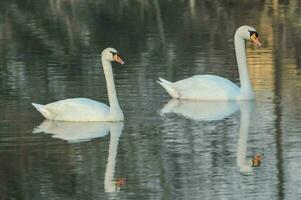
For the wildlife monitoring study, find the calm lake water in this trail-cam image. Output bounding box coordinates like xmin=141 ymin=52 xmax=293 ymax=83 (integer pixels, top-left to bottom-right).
xmin=1 ymin=0 xmax=301 ymax=199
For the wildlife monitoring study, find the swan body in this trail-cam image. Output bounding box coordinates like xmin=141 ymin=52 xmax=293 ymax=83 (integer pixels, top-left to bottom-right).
xmin=158 ymin=75 xmax=240 ymax=100
xmin=32 ymin=98 xmax=111 ymax=122
xmin=157 ymin=25 xmax=261 ymax=101
xmin=32 ymin=48 xmax=125 ymax=121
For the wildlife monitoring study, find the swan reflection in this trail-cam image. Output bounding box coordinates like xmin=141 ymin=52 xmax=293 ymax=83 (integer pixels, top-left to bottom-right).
xmin=236 ymin=101 xmax=262 ymax=174
xmin=33 ymin=120 xmax=124 ymax=192
xmin=160 ymin=99 xmax=239 ymax=121
xmin=160 ymin=99 xmax=260 ymax=174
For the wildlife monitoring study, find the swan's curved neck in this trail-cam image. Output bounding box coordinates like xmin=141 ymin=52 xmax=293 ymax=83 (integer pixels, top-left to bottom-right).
xmin=234 ymin=35 xmax=253 ymax=98
xmin=102 ymin=58 xmax=121 ymax=113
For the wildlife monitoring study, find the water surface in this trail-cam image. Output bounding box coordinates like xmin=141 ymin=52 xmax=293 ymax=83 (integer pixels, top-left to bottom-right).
xmin=1 ymin=0 xmax=301 ymax=199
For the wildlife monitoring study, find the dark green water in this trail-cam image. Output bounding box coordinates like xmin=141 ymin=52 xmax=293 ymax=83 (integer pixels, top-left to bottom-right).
xmin=1 ymin=0 xmax=301 ymax=199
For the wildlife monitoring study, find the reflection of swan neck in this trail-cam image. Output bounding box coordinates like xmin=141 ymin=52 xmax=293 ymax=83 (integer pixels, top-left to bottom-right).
xmin=234 ymin=34 xmax=253 ymax=98
xmin=104 ymin=124 xmax=123 ymax=193
xmin=102 ymin=58 xmax=121 ymax=113
xmin=237 ymin=102 xmax=252 ymax=173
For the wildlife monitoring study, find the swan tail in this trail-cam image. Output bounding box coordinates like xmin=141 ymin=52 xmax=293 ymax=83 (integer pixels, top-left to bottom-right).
xmin=32 ymin=103 xmax=55 ymax=119
xmin=157 ymin=77 xmax=179 ymax=98
xmin=158 ymin=77 xmax=172 ymax=85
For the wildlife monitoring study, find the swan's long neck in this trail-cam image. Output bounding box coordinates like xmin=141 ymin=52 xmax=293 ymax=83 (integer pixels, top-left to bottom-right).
xmin=234 ymin=35 xmax=253 ymax=98
xmin=102 ymin=58 xmax=121 ymax=114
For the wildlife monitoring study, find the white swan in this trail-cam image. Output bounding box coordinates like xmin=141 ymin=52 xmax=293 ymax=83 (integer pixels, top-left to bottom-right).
xmin=157 ymin=25 xmax=261 ymax=100
xmin=33 ymin=121 xmax=124 ymax=192
xmin=32 ymin=48 xmax=125 ymax=121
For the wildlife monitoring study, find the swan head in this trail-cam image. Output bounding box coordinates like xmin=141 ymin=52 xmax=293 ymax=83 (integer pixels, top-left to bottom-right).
xmin=101 ymin=47 xmax=125 ymax=64
xmin=235 ymin=25 xmax=261 ymax=47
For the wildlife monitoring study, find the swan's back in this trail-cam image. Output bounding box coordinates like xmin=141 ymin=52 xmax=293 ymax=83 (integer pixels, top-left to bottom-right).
xmin=173 ymin=75 xmax=240 ymax=100
xmin=33 ymin=98 xmax=110 ymax=121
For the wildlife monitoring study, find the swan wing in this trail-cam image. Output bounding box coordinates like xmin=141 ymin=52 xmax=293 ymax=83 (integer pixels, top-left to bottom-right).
xmin=42 ymin=98 xmax=110 ymax=121
xmin=172 ymin=75 xmax=240 ymax=100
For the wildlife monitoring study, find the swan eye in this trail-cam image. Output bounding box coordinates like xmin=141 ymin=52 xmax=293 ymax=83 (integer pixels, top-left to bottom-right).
xmin=110 ymin=51 xmax=118 ymax=56
xmin=249 ymin=30 xmax=262 ymax=46
xmin=249 ymin=30 xmax=259 ymax=39
xmin=110 ymin=51 xmax=122 ymax=60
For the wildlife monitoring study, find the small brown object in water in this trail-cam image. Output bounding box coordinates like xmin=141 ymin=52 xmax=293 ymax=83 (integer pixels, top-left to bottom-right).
xmin=252 ymin=154 xmax=263 ymax=167
xmin=114 ymin=178 xmax=126 ymax=187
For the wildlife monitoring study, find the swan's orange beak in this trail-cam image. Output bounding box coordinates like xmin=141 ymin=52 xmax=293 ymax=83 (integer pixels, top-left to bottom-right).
xmin=113 ymin=54 xmax=125 ymax=65
xmin=250 ymin=33 xmax=262 ymax=47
